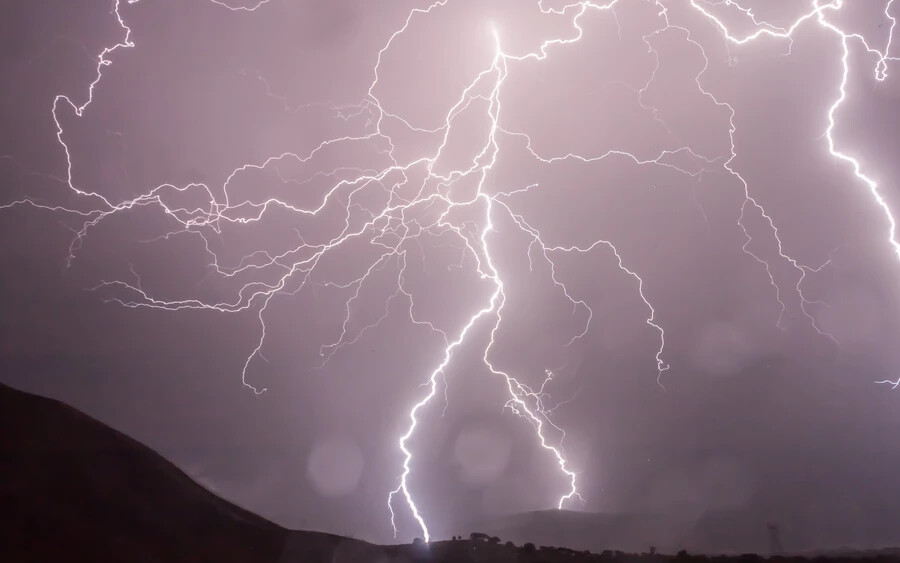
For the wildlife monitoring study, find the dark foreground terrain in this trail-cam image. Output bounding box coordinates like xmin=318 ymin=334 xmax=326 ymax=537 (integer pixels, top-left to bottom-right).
xmin=2 ymin=383 xmax=898 ymax=563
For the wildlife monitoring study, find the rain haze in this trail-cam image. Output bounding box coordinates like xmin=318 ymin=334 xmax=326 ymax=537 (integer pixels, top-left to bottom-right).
xmin=2 ymin=0 xmax=900 ymax=554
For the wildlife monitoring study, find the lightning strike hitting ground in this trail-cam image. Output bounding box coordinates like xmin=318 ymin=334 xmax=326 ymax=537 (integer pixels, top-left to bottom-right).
xmin=3 ymin=0 xmax=899 ymax=544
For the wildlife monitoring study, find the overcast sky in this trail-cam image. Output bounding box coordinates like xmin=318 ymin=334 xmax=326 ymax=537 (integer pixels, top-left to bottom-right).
xmin=2 ymin=0 xmax=900 ymax=551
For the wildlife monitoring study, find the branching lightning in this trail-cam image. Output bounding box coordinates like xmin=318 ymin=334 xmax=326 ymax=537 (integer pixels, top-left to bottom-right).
xmin=4 ymin=0 xmax=899 ymax=543
xmin=878 ymin=377 xmax=900 ymax=389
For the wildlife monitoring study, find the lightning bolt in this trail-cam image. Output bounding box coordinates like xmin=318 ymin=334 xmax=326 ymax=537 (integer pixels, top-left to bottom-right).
xmin=686 ymin=0 xmax=899 ymax=375
xmin=4 ymin=0 xmax=899 ymax=545
xmin=878 ymin=378 xmax=900 ymax=389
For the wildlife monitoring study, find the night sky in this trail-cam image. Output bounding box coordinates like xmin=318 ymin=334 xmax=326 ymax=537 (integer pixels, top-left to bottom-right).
xmin=2 ymin=0 xmax=900 ymax=551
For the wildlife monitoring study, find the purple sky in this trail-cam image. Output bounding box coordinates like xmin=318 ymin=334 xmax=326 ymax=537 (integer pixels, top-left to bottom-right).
xmin=2 ymin=0 xmax=900 ymax=551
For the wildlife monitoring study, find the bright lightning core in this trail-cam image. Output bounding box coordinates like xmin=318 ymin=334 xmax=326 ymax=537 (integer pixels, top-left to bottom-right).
xmin=4 ymin=0 xmax=900 ymax=544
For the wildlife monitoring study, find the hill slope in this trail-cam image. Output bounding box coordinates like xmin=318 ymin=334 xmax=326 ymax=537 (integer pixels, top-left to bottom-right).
xmin=0 ymin=383 xmax=379 ymax=562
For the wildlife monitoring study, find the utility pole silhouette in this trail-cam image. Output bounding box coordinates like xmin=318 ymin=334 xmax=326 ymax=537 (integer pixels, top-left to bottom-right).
xmin=767 ymin=523 xmax=784 ymax=555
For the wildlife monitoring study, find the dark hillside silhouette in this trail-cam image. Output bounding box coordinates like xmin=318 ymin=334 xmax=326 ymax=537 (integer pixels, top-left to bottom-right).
xmin=0 ymin=382 xmax=378 ymax=562
xmin=2 ymin=382 xmax=898 ymax=563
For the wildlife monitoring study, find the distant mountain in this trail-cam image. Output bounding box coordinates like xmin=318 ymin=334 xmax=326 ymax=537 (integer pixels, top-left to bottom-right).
xmin=461 ymin=504 xmax=900 ymax=557
xmin=0 ymin=383 xmax=381 ymax=562
xmin=461 ymin=509 xmax=684 ymax=555
xmin=459 ymin=508 xmax=776 ymax=555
